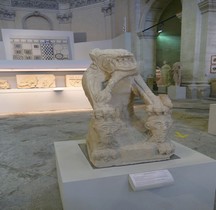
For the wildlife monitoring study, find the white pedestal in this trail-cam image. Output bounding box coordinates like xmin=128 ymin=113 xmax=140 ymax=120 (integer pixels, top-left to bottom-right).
xmin=157 ymin=85 xmax=167 ymax=94
xmin=208 ymin=104 xmax=216 ymax=135
xmin=187 ymin=84 xmax=210 ymax=99
xmin=0 ymin=88 xmax=91 ymax=114
xmin=168 ymin=86 xmax=186 ymax=99
xmin=55 ymin=140 xmax=216 ymax=210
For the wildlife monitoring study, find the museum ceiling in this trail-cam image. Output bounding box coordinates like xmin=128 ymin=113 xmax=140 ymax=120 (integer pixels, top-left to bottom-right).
xmin=0 ymin=0 xmax=106 ymax=10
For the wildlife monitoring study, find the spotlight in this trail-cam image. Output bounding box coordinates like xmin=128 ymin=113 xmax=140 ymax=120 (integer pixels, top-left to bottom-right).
xmin=158 ymin=29 xmax=163 ymax=33
xmin=157 ymin=24 xmax=163 ymax=33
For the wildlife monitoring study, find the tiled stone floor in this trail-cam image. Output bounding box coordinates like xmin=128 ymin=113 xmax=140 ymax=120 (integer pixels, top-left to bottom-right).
xmin=0 ymin=99 xmax=215 ymax=210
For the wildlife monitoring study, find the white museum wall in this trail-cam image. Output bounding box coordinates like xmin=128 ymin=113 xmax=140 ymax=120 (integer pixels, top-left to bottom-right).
xmin=112 ymin=32 xmax=131 ymax=52
xmin=71 ymin=3 xmax=111 ymax=41
xmin=0 ymin=1 xmax=135 ymax=43
xmin=0 ymin=18 xmax=15 ymax=33
xmin=113 ymin=0 xmax=130 ymax=37
xmin=74 ymin=39 xmax=112 ymax=60
xmin=0 ymin=2 xmax=111 ymax=42
xmin=0 ymin=14 xmax=53 ymax=35
xmin=74 ymin=33 xmax=132 ymax=60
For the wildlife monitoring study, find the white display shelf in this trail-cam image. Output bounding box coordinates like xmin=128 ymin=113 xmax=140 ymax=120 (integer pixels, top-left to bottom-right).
xmin=0 ymin=87 xmax=83 ymax=93
xmin=0 ymin=59 xmax=91 ymax=114
xmin=0 ymin=60 xmax=91 ymax=72
xmin=0 ymin=87 xmax=91 ymax=114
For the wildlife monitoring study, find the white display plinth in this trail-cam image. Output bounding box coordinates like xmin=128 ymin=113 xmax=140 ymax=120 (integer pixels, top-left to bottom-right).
xmin=208 ymin=104 xmax=216 ymax=135
xmin=0 ymin=88 xmax=91 ymax=114
xmin=168 ymin=85 xmax=186 ymax=99
xmin=157 ymin=85 xmax=167 ymax=94
xmin=54 ymin=140 xmax=216 ymax=210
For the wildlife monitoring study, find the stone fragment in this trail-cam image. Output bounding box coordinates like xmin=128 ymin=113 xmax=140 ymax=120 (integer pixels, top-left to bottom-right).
xmin=0 ymin=79 xmax=10 ymax=89
xmin=16 ymin=74 xmax=56 ymax=88
xmin=82 ymin=49 xmax=175 ymax=167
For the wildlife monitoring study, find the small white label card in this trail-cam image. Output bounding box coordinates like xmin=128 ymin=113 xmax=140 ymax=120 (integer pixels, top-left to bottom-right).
xmin=128 ymin=169 xmax=174 ymax=191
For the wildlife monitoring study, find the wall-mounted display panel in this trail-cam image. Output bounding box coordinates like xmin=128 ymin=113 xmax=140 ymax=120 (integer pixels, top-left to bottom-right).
xmin=2 ymin=29 xmax=74 ymax=60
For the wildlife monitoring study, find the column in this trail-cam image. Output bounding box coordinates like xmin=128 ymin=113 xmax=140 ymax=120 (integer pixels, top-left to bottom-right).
xmin=180 ymin=0 xmax=215 ymax=98
xmin=198 ymin=0 xmax=216 ymax=98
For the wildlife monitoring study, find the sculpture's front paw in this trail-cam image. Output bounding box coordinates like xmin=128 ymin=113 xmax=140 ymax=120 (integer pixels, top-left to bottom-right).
xmin=95 ymin=90 xmax=112 ymax=103
xmin=157 ymin=142 xmax=175 ymax=155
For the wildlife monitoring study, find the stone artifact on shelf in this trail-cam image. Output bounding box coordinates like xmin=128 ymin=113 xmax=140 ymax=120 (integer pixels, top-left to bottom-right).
xmin=65 ymin=75 xmax=83 ymax=87
xmin=16 ymin=74 xmax=56 ymax=89
xmin=82 ymin=48 xmax=175 ymax=168
xmin=0 ymin=79 xmax=10 ymax=89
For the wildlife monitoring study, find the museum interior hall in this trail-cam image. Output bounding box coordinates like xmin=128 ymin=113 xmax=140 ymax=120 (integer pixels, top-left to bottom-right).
xmin=0 ymin=0 xmax=216 ymax=210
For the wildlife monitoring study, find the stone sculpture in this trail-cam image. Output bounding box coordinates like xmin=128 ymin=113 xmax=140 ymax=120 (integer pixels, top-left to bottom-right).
xmin=65 ymin=75 xmax=83 ymax=87
xmin=16 ymin=74 xmax=56 ymax=88
xmin=161 ymin=61 xmax=172 ymax=86
xmin=172 ymin=62 xmax=182 ymax=86
xmin=0 ymin=79 xmax=10 ymax=89
xmin=155 ymin=66 xmax=163 ymax=86
xmin=82 ymin=49 xmax=175 ymax=167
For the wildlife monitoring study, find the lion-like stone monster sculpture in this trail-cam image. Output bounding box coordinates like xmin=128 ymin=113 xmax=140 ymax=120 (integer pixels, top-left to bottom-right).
xmin=82 ymin=49 xmax=175 ymax=167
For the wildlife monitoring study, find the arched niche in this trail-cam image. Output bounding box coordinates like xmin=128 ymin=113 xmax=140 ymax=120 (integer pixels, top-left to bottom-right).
xmin=156 ymin=0 xmax=182 ymax=67
xmin=139 ymin=0 xmax=174 ymax=37
xmin=137 ymin=0 xmax=182 ymax=79
xmin=22 ymin=11 xmax=53 ymax=30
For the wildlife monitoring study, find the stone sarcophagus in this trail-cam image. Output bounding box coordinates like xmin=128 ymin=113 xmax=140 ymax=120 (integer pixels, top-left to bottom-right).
xmin=82 ymin=49 xmax=175 ymax=167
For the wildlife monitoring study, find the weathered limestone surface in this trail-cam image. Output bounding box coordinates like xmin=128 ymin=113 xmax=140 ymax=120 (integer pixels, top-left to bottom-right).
xmin=0 ymin=79 xmax=10 ymax=89
xmin=16 ymin=74 xmax=56 ymax=88
xmin=172 ymin=62 xmax=182 ymax=86
xmin=65 ymin=75 xmax=82 ymax=87
xmin=82 ymin=49 xmax=175 ymax=167
xmin=160 ymin=61 xmax=172 ymax=87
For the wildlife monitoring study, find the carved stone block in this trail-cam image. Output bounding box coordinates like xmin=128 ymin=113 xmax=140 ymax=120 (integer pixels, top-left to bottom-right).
xmin=65 ymin=75 xmax=83 ymax=87
xmin=16 ymin=74 xmax=56 ymax=88
xmin=0 ymin=79 xmax=10 ymax=89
